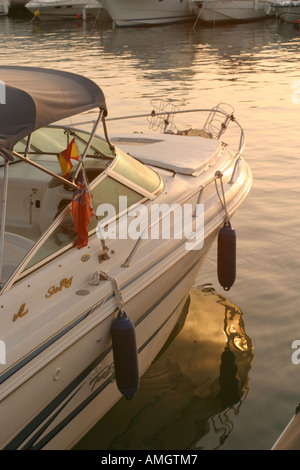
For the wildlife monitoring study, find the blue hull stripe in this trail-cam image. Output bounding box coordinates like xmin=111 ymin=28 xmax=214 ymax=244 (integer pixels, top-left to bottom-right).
xmin=3 ymin=346 xmax=112 ymax=450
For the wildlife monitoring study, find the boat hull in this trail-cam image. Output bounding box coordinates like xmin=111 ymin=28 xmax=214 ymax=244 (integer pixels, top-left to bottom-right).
xmin=0 ymin=0 xmax=9 ymax=15
xmin=273 ymin=4 xmax=300 ymax=22
xmin=1 ymin=233 xmax=217 ymax=450
xmin=25 ymin=0 xmax=100 ymax=18
xmin=102 ymin=0 xmax=194 ymax=26
xmin=194 ymin=0 xmax=272 ymax=21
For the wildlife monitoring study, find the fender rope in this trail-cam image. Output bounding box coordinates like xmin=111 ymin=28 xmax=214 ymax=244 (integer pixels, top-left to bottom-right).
xmin=89 ymin=271 xmax=125 ymax=315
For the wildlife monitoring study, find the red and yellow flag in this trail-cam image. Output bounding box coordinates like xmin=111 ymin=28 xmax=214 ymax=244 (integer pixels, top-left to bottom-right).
xmin=57 ymin=138 xmax=80 ymax=177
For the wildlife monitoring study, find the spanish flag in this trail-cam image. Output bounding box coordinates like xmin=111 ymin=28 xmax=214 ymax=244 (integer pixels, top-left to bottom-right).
xmin=57 ymin=138 xmax=80 ymax=177
xmin=72 ymin=169 xmax=94 ymax=249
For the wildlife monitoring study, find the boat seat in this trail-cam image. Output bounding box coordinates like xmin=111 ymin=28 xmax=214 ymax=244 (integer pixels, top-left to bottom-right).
xmin=39 ymin=185 xmax=73 ymax=233
xmin=2 ymin=232 xmax=34 ymax=283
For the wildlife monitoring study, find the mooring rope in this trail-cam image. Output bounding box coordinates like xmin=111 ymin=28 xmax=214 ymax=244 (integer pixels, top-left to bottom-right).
xmin=215 ymin=171 xmax=230 ymax=224
xmin=89 ymin=271 xmax=125 ymax=315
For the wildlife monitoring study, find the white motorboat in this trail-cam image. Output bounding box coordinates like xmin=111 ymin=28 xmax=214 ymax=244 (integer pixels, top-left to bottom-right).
xmin=0 ymin=66 xmax=252 ymax=450
xmin=190 ymin=0 xmax=274 ymax=22
xmin=101 ymin=0 xmax=194 ymax=27
xmin=25 ymin=0 xmax=101 ymax=19
xmin=0 ymin=0 xmax=10 ymax=15
xmin=272 ymin=0 xmax=300 ymax=21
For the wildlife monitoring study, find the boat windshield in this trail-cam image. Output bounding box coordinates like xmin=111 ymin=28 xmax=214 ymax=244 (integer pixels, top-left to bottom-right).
xmin=13 ymin=126 xmax=115 ymax=160
xmin=0 ymin=126 xmax=162 ymax=289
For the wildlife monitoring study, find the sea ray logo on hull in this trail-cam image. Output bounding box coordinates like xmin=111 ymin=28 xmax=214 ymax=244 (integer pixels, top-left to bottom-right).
xmin=45 ymin=276 xmax=74 ymax=299
xmin=0 ymin=81 xmax=5 ymax=105
xmin=89 ymin=363 xmax=115 ymax=392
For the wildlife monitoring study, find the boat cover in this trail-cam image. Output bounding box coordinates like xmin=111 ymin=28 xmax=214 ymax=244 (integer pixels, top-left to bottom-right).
xmin=0 ymin=66 xmax=107 ymax=161
xmin=112 ymin=133 xmax=221 ymax=176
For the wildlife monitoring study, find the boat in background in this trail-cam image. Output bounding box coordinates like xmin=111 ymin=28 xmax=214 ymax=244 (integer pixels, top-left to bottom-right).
xmin=101 ymin=0 xmax=194 ymax=27
xmin=25 ymin=0 xmax=101 ymax=19
xmin=190 ymin=0 xmax=274 ymax=23
xmin=0 ymin=66 xmax=251 ymax=449
xmin=0 ymin=0 xmax=10 ymax=15
xmin=272 ymin=0 xmax=300 ymax=22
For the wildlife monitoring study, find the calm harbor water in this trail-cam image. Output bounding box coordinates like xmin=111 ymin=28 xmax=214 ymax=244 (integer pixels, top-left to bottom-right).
xmin=1 ymin=11 xmax=300 ymax=450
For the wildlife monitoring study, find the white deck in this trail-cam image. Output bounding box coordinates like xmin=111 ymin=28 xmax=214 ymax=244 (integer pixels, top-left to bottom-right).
xmin=111 ymin=133 xmax=222 ymax=175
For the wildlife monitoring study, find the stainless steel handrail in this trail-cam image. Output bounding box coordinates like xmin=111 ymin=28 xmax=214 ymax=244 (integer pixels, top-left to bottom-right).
xmin=0 ymin=160 xmax=9 ymax=285
xmin=72 ymin=106 xmax=245 ymax=163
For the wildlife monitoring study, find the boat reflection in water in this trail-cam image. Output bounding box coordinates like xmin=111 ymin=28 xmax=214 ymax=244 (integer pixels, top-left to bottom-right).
xmin=76 ymin=285 xmax=254 ymax=450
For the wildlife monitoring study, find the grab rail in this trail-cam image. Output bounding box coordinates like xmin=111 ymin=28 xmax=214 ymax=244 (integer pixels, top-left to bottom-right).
xmin=73 ymin=104 xmax=245 ymax=166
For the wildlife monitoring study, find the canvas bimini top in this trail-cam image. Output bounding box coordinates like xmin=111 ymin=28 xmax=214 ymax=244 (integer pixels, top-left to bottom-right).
xmin=0 ymin=66 xmax=107 ymax=161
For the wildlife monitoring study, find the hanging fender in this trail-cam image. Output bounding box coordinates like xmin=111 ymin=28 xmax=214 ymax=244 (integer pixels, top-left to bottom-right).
xmin=88 ymin=271 xmax=140 ymax=400
xmin=215 ymin=171 xmax=237 ymax=291
xmin=111 ymin=310 xmax=139 ymax=400
xmin=217 ymin=220 xmax=236 ymax=291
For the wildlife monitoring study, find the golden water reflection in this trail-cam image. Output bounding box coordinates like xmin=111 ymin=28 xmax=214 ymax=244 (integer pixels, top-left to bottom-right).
xmin=76 ymin=286 xmax=254 ymax=450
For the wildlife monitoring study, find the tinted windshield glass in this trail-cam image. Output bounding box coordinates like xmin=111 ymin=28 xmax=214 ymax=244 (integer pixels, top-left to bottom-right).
xmin=14 ymin=127 xmax=115 ymax=161
xmin=113 ymin=149 xmax=161 ymax=193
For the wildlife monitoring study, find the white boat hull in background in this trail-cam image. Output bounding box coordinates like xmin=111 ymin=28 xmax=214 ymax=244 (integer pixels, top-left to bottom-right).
xmin=192 ymin=0 xmax=273 ymax=21
xmin=272 ymin=1 xmax=300 ymax=22
xmin=101 ymin=0 xmax=194 ymax=26
xmin=0 ymin=0 xmax=10 ymax=15
xmin=25 ymin=0 xmax=101 ymax=18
